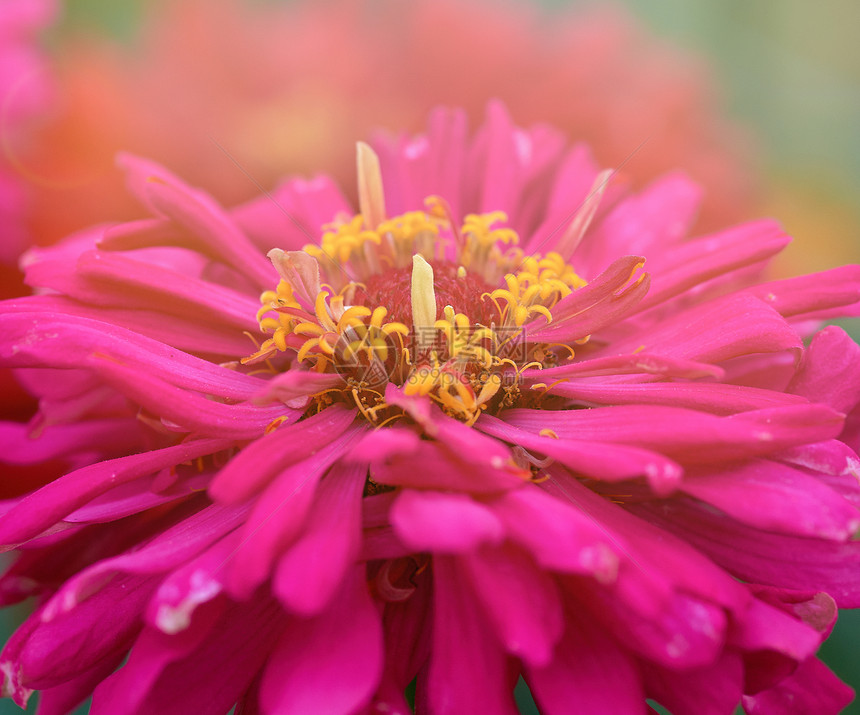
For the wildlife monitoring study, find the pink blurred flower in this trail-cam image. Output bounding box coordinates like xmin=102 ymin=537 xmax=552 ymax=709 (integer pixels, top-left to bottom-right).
xmin=0 ymin=0 xmax=55 ymax=264
xmin=2 ymin=104 xmax=859 ymax=713
xmin=26 ymin=0 xmax=752 ymax=248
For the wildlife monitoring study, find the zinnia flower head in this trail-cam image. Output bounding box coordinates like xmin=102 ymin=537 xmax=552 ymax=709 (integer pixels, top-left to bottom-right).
xmin=2 ymin=103 xmax=860 ymax=714
xmin=29 ymin=0 xmax=752 ymax=247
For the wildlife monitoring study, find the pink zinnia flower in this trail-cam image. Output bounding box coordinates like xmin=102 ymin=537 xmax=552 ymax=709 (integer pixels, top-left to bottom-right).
xmin=28 ymin=0 xmax=751 ymax=248
xmin=2 ymin=104 xmax=860 ymax=713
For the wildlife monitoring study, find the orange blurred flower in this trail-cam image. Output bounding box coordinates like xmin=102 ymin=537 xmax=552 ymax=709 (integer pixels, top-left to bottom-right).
xmin=24 ymin=0 xmax=754 ymax=247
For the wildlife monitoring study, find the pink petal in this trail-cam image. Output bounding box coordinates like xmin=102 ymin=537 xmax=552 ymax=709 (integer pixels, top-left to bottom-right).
xmin=3 ymin=294 xmax=256 ymax=358
xmin=93 ymin=595 xmax=284 ymax=715
xmin=479 ymin=414 xmax=682 ymax=495
xmin=681 ymin=459 xmax=860 ymax=540
xmin=636 ymin=499 xmax=860 ymax=607
xmin=41 ymin=503 xmax=248 ymax=624
xmin=789 ymin=325 xmax=860 ymax=414
xmin=274 ymin=462 xmax=366 ymax=615
xmin=0 ymin=417 xmax=145 ymax=468
xmin=525 ymin=607 xmax=645 ymax=715
xmin=370 ymin=440 xmax=527 ymax=494
xmin=525 ymin=255 xmax=649 ymax=344
xmin=252 ymin=368 xmax=346 ymax=408
xmin=35 ymin=651 xmax=126 ymax=715
xmin=547 ymin=468 xmax=748 ymax=614
xmin=145 ymin=529 xmax=246 ymax=634
xmin=606 ymin=293 xmax=803 ymax=365
xmin=390 ymin=489 xmax=505 ymax=554
xmin=372 ymin=570 xmax=432 ymax=710
xmin=502 ymin=404 xmax=844 ymax=464
xmin=642 ymin=650 xmax=743 ymax=715
xmin=0 ymin=438 xmax=228 ymax=546
xmin=231 ymin=175 xmax=351 ymax=254
xmin=520 ymin=351 xmax=723 ymax=382
xmin=461 ymin=543 xmax=564 ymax=666
xmin=575 ymin=172 xmax=702 ymax=275
xmin=743 ymin=657 xmax=854 ymax=715
xmin=745 ymin=264 xmax=860 ymax=321
xmin=225 ymin=428 xmax=364 ymax=599
xmin=24 ymin=249 xmax=259 ymax=332
xmin=426 ymin=556 xmax=519 ymax=715
xmin=208 ymin=406 xmax=358 ymax=504
xmin=91 ymin=356 xmax=291 ymax=439
xmin=17 ymin=574 xmax=155 ymax=689
xmin=548 ymin=381 xmax=806 ymax=415
xmin=260 ymin=567 xmax=383 ymax=715
xmin=640 ymin=219 xmax=789 ymax=311
xmin=117 ymin=154 xmax=274 ymax=289
xmin=489 ymin=485 xmax=619 ymax=579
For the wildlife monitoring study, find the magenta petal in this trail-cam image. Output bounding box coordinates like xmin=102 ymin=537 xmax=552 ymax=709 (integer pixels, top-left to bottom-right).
xmin=547 ymin=469 xmax=748 ymax=614
xmin=642 ymin=650 xmax=743 ymax=715
xmin=0 ymin=438 xmax=228 ymax=546
xmin=520 ymin=351 xmax=723 ymax=382
xmin=231 ymin=174 xmax=351 ymax=253
xmin=490 ymin=485 xmax=618 ymax=578
xmin=17 ymin=574 xmax=155 ymax=689
xmin=745 ymin=264 xmax=860 ymax=321
xmin=373 ymin=571 xmax=432 ymax=709
xmin=274 ymin=462 xmax=365 ymax=615
xmin=224 ymin=428 xmax=364 ymax=599
xmin=0 ymin=417 xmax=145 ymax=468
xmin=208 ymin=405 xmax=358 ymax=504
xmin=145 ymin=529 xmax=247 ymax=634
xmin=390 ymin=489 xmax=504 ymax=554
xmin=729 ymin=594 xmax=822 ymax=664
xmin=35 ymin=650 xmax=126 ymax=715
xmin=636 ymin=499 xmax=860 ymax=607
xmin=789 ymin=325 xmax=860 ymax=414
xmin=92 ymin=595 xmax=284 ymax=715
xmin=526 ymin=255 xmax=650 ymax=343
xmin=25 ymin=248 xmax=259 ymax=332
xmin=260 ymin=567 xmax=383 ymax=715
xmin=503 ymin=404 xmax=844 ymax=464
xmin=640 ymin=219 xmax=789 ymax=311
xmin=525 ymin=607 xmax=645 ymax=715
xmin=743 ymin=657 xmax=854 ymax=715
xmin=371 ymin=441 xmax=527 ymax=494
xmin=462 ymin=544 xmax=563 ymax=667
xmin=3 ymin=293 xmax=255 ymax=358
xmin=427 ymin=556 xmax=519 ymax=715
xmin=548 ymin=381 xmax=806 ymax=416
xmin=118 ymin=153 xmax=275 ymax=289
xmin=480 ymin=414 xmax=683 ymax=494
xmin=348 ymin=426 xmax=423 ymax=463
xmin=0 ymin=310 xmax=265 ymax=400
xmin=609 ymin=293 xmax=803 ymax=365
xmin=252 ymin=368 xmax=346 ymax=407
xmin=41 ymin=503 xmax=248 ymax=624
xmin=576 ymin=171 xmax=702 ymax=274
xmin=682 ymin=459 xmax=860 ymax=540
xmin=91 ymin=356 xmax=291 ymax=439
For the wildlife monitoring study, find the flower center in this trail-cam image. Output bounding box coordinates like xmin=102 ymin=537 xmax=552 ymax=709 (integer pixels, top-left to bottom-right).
xmin=244 ymin=143 xmax=587 ymax=424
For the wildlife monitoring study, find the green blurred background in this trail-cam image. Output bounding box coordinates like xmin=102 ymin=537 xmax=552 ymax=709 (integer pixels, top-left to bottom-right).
xmin=2 ymin=1 xmax=859 ymax=713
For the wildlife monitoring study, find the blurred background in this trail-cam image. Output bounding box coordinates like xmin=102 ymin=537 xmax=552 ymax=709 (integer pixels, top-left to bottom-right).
xmin=1 ymin=0 xmax=858 ymax=712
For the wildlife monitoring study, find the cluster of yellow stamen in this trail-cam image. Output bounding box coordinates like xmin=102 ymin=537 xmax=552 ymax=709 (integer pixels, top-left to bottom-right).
xmin=245 ymin=142 xmax=588 ymax=425
xmin=245 ymin=281 xmax=409 ymax=373
xmin=489 ymin=252 xmax=588 ymax=327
